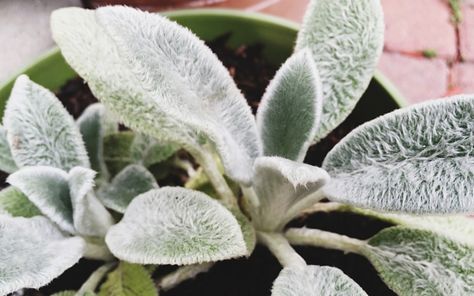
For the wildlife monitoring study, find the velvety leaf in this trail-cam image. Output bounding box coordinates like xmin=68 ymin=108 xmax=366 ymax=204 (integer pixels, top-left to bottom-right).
xmin=69 ymin=167 xmax=114 ymax=237
xmin=105 ymin=187 xmax=247 ymax=265
xmin=51 ymin=7 xmax=261 ymax=184
xmin=363 ymin=227 xmax=474 ymax=296
xmin=130 ymin=133 xmax=179 ymax=167
xmin=0 ymin=125 xmax=18 ymax=173
xmin=98 ymin=164 xmax=158 ymax=213
xmin=230 ymin=208 xmax=256 ymax=255
xmin=346 ymin=207 xmax=474 ymax=247
xmin=4 ymin=75 xmax=89 ymax=170
xmin=296 ymin=0 xmax=384 ymax=142
xmin=257 ymin=49 xmax=322 ymax=162
xmin=0 ymin=216 xmax=85 ymax=295
xmin=7 ymin=166 xmax=75 ymax=233
xmin=252 ymin=157 xmax=330 ymax=231
xmin=272 ymin=265 xmax=368 ymax=296
xmin=323 ymin=95 xmax=474 ymax=214
xmin=77 ymin=103 xmax=110 ymax=182
xmin=99 ymin=262 xmax=158 ymax=296
xmin=0 ymin=186 xmax=41 ymax=218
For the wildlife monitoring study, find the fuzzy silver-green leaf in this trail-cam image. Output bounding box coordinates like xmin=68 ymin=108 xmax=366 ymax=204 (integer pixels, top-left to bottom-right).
xmin=257 ymin=49 xmax=322 ymax=161
xmin=296 ymin=0 xmax=384 ymax=142
xmin=0 ymin=216 xmax=85 ymax=295
xmin=51 ymin=7 xmax=261 ymax=185
xmin=323 ymin=95 xmax=474 ymax=214
xmin=0 ymin=125 xmax=18 ymax=173
xmin=4 ymin=75 xmax=89 ymax=171
xmin=0 ymin=187 xmax=41 ymax=218
xmin=272 ymin=265 xmax=368 ymax=296
xmin=98 ymin=164 xmax=158 ymax=213
xmin=98 ymin=262 xmax=158 ymax=296
xmin=105 ymin=187 xmax=247 ymax=265
xmin=363 ymin=227 xmax=474 ymax=296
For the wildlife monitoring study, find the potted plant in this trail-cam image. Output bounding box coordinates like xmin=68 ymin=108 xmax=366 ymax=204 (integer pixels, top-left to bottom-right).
xmin=1 ymin=1 xmax=473 ymax=296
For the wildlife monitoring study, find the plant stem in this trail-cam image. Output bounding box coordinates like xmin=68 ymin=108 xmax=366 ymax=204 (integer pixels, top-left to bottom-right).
xmin=257 ymin=231 xmax=306 ymax=268
xmin=286 ymin=228 xmax=366 ymax=255
xmin=191 ymin=148 xmax=237 ymax=208
xmin=301 ymin=202 xmax=348 ymax=215
xmin=284 ymin=189 xmax=326 ymax=223
xmin=157 ymin=263 xmax=214 ymax=292
xmin=77 ymin=262 xmax=116 ymax=295
xmin=172 ymin=156 xmax=197 ymax=177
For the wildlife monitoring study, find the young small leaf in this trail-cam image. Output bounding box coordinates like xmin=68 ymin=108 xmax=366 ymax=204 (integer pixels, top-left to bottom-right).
xmin=98 ymin=164 xmax=158 ymax=213
xmin=0 ymin=125 xmax=18 ymax=173
xmin=4 ymin=75 xmax=89 ymax=171
xmin=69 ymin=167 xmax=114 ymax=237
xmin=130 ymin=133 xmax=179 ymax=167
xmin=7 ymin=166 xmax=75 ymax=233
xmin=0 ymin=186 xmax=41 ymax=218
xmin=323 ymin=95 xmax=474 ymax=214
xmin=252 ymin=157 xmax=330 ymax=231
xmin=51 ymin=7 xmax=261 ymax=184
xmin=363 ymin=227 xmax=474 ymax=296
xmin=105 ymin=187 xmax=247 ymax=265
xmin=99 ymin=262 xmax=158 ymax=296
xmin=0 ymin=216 xmax=85 ymax=295
xmin=257 ymin=49 xmax=322 ymax=162
xmin=272 ymin=265 xmax=368 ymax=296
xmin=77 ymin=103 xmax=111 ymax=182
xmin=230 ymin=208 xmax=256 ymax=255
xmin=296 ymin=0 xmax=384 ymax=142
xmin=103 ymin=131 xmax=135 ymax=176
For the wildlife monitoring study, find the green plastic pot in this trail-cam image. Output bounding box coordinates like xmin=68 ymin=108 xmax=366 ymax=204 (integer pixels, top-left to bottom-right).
xmin=0 ymin=9 xmax=407 ymax=117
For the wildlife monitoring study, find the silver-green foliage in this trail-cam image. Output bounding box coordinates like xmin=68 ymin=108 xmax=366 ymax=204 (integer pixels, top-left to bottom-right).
xmin=106 ymin=187 xmax=247 ymax=265
xmin=51 ymin=6 xmax=261 ymax=185
xmin=363 ymin=227 xmax=474 ymax=296
xmin=0 ymin=216 xmax=85 ymax=295
xmin=323 ymin=95 xmax=474 ymax=214
xmin=4 ymin=75 xmax=89 ymax=170
xmin=296 ymin=0 xmax=384 ymax=142
xmin=272 ymin=265 xmax=368 ymax=296
xmin=99 ymin=262 xmax=158 ymax=296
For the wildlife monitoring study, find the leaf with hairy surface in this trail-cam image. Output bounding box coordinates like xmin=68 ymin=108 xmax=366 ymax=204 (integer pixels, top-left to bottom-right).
xmin=272 ymin=265 xmax=368 ymax=296
xmin=51 ymin=6 xmax=261 ymax=185
xmin=4 ymin=75 xmax=89 ymax=171
xmin=0 ymin=216 xmax=85 ymax=295
xmin=0 ymin=125 xmax=17 ymax=173
xmin=0 ymin=187 xmax=41 ymax=218
xmin=105 ymin=187 xmax=247 ymax=265
xmin=257 ymin=49 xmax=322 ymax=162
xmin=323 ymin=95 xmax=474 ymax=214
xmin=363 ymin=227 xmax=474 ymax=296
xmin=296 ymin=0 xmax=384 ymax=142
xmin=99 ymin=262 xmax=158 ymax=296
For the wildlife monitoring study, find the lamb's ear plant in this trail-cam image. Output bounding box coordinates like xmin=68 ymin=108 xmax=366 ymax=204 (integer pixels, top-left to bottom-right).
xmin=1 ymin=0 xmax=473 ymax=295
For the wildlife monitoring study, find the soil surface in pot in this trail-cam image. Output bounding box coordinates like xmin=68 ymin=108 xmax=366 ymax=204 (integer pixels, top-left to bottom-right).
xmin=12 ymin=34 xmax=399 ymax=296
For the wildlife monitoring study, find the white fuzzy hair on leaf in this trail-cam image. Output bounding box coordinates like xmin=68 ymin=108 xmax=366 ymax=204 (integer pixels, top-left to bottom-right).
xmin=0 ymin=125 xmax=18 ymax=173
xmin=51 ymin=7 xmax=261 ymax=185
xmin=4 ymin=75 xmax=90 ymax=171
xmin=257 ymin=49 xmax=322 ymax=162
xmin=251 ymin=157 xmax=330 ymax=231
xmin=296 ymin=0 xmax=384 ymax=142
xmin=364 ymin=227 xmax=474 ymax=296
xmin=105 ymin=187 xmax=247 ymax=265
xmin=271 ymin=265 xmax=368 ymax=296
xmin=0 ymin=215 xmax=85 ymax=295
xmin=323 ymin=95 xmax=474 ymax=214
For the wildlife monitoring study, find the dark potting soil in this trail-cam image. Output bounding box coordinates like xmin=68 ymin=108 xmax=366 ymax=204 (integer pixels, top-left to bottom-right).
xmin=13 ymin=35 xmax=399 ymax=296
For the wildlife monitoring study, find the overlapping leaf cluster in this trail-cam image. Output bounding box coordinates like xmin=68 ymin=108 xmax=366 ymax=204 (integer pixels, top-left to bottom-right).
xmin=1 ymin=0 xmax=473 ymax=295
